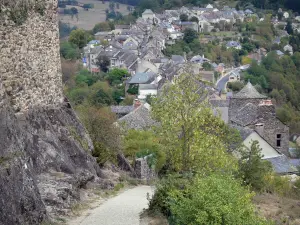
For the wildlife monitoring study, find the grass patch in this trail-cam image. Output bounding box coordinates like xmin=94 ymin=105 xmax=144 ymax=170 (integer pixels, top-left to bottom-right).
xmin=68 ymin=126 xmax=89 ymax=151
xmin=71 ymin=202 xmax=90 ymax=216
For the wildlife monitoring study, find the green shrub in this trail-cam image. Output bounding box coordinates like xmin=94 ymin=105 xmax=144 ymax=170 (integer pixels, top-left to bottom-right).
xmin=264 ymin=175 xmax=291 ymax=196
xmin=168 ymin=174 xmax=269 ymax=225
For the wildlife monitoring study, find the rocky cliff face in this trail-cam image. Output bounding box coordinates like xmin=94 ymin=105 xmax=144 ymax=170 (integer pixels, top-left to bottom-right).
xmin=0 ymin=91 xmax=102 ymax=225
xmin=0 ymin=1 xmax=104 ymax=224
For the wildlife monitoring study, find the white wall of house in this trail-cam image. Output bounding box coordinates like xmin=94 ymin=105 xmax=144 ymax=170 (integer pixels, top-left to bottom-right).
xmin=138 ymin=89 xmax=158 ymax=100
xmin=243 ymin=132 xmax=281 ymax=159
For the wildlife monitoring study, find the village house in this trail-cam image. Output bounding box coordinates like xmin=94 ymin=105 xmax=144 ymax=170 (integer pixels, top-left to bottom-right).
xmin=226 ymin=41 xmax=242 ymax=50
xmin=142 ymin=9 xmax=155 ymax=20
xmin=229 ymin=82 xmax=290 ymax=157
xmin=283 ymin=44 xmax=293 ymax=55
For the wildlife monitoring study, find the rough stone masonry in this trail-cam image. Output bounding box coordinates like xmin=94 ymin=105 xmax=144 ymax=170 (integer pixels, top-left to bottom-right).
xmin=0 ymin=0 xmax=63 ymax=112
xmin=0 ymin=1 xmax=104 ymax=225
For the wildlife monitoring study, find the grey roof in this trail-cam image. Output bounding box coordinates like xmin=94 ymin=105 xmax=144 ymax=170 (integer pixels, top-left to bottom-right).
xmin=233 ymin=81 xmax=267 ymax=99
xmin=143 ymin=9 xmax=154 ymax=14
xmin=118 ymin=103 xmax=157 ymax=130
xmin=226 ymin=41 xmax=241 ymax=48
xmin=230 ymin=125 xmax=254 ymax=141
xmin=139 ymin=84 xmax=158 ymax=90
xmin=111 ymin=105 xmax=134 ymax=114
xmin=171 ymin=55 xmax=185 ymax=64
xmin=128 ymin=72 xmax=156 ymax=84
xmin=231 ymin=103 xmax=258 ymax=126
xmin=265 ymin=155 xmax=298 ymax=174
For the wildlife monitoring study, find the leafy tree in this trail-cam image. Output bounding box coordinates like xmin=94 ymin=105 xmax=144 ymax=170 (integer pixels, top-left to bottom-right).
xmin=238 ymin=140 xmax=273 ymax=191
xmin=286 ymin=20 xmax=294 ymax=35
xmin=189 ymin=16 xmax=199 ymax=23
xmin=183 ymin=28 xmax=198 ymax=44
xmin=106 ymin=68 xmax=129 ymax=85
xmin=60 ymin=41 xmax=80 ymax=59
xmin=96 ymin=55 xmax=110 ymax=72
xmin=127 ymin=84 xmax=138 ymax=95
xmin=76 ymin=106 xmax=121 ymax=166
xmin=168 ymin=174 xmax=269 ymax=225
xmin=152 ymin=73 xmax=238 ymax=172
xmin=202 ymin=62 xmax=212 ymax=71
xmin=180 ymin=13 xmax=188 ymax=21
xmin=69 ymin=29 xmax=93 ymax=48
xmin=92 ymin=22 xmax=111 ymax=34
xmin=227 ymin=81 xmax=244 ymax=92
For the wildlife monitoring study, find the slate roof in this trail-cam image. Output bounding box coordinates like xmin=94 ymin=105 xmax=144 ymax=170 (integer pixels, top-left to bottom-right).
xmin=128 ymin=72 xmax=156 ymax=84
xmin=139 ymin=84 xmax=158 ymax=90
xmin=265 ymin=155 xmax=298 ymax=174
xmin=118 ymin=103 xmax=157 ymax=130
xmin=231 ymin=103 xmax=258 ymax=126
xmin=233 ymin=81 xmax=267 ymax=99
xmin=143 ymin=9 xmax=154 ymax=14
xmin=226 ymin=41 xmax=241 ymax=48
xmin=231 ymin=125 xmax=254 ymax=141
xmin=171 ymin=55 xmax=185 ymax=64
xmin=111 ymin=105 xmax=134 ymax=114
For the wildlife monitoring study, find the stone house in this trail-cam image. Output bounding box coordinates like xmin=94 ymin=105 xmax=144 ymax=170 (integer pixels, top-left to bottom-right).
xmin=229 ymin=82 xmax=290 ymax=157
xmin=142 ymin=9 xmax=155 ymax=20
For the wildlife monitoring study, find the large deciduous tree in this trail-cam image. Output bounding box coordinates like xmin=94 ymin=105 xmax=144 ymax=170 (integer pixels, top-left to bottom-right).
xmin=151 ymin=73 xmax=238 ymax=173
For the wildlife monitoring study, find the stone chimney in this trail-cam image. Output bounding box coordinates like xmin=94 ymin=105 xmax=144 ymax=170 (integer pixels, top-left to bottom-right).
xmin=134 ymin=99 xmax=142 ymax=109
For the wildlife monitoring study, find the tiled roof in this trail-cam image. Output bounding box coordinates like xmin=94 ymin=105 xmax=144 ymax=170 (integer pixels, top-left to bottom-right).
xmin=265 ymin=155 xmax=298 ymax=174
xmin=118 ymin=103 xmax=157 ymax=130
xmin=231 ymin=103 xmax=258 ymax=126
xmin=233 ymin=81 xmax=267 ymax=99
xmin=111 ymin=105 xmax=134 ymax=114
xmin=128 ymin=72 xmax=156 ymax=84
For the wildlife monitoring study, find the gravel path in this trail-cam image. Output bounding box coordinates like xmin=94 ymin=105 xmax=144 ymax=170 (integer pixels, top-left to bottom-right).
xmin=70 ymin=186 xmax=153 ymax=225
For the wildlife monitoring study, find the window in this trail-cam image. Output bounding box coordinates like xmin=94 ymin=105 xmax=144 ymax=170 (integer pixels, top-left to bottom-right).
xmin=276 ymin=134 xmax=282 ymax=147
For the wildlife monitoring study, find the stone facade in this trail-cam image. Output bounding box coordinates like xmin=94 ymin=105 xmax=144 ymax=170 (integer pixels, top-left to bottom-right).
xmin=0 ymin=0 xmax=63 ymax=112
xmin=229 ymin=83 xmax=290 ymax=156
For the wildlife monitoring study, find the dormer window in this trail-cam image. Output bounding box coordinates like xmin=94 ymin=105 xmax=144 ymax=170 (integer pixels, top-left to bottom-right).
xmin=276 ymin=134 xmax=282 ymax=147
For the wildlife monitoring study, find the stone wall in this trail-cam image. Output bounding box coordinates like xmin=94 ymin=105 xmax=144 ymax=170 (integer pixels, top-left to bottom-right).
xmin=0 ymin=0 xmax=63 ymax=112
xmin=134 ymin=156 xmax=155 ymax=180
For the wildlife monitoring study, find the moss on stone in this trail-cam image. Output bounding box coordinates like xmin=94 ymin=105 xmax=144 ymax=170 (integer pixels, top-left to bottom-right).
xmin=0 ymin=0 xmax=46 ymax=25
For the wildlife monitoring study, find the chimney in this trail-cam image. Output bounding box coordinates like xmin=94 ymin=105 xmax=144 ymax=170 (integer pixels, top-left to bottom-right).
xmin=134 ymin=99 xmax=142 ymax=109
xmin=183 ymin=52 xmax=187 ymax=61
xmin=258 ymin=99 xmax=276 ymax=120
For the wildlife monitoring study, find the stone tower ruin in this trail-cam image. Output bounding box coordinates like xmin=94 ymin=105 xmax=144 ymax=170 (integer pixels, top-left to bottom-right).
xmin=0 ymin=0 xmax=63 ymax=112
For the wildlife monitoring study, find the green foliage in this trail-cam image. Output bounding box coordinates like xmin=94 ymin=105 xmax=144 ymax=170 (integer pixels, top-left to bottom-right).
xmin=77 ymin=106 xmax=120 ymax=166
xmin=124 ymin=130 xmax=166 ymax=172
xmin=106 ymin=68 xmax=129 ymax=86
xmin=238 ymin=141 xmax=273 ymax=191
xmin=69 ymin=29 xmax=93 ymax=48
xmin=168 ymin=174 xmax=269 ymax=225
xmin=60 ymin=41 xmax=80 ymax=59
xmin=179 ymin=13 xmax=188 ymax=21
xmin=92 ymin=22 xmax=112 ymax=34
xmin=96 ymin=55 xmax=110 ymax=73
xmin=242 ymin=52 xmax=300 ymax=132
xmin=127 ymin=84 xmax=138 ymax=95
xmin=183 ymin=28 xmax=199 ymax=44
xmin=227 ymin=81 xmax=244 ymax=92
xmin=202 ymin=62 xmax=212 ymax=71
xmin=152 ymin=73 xmax=238 ymax=173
